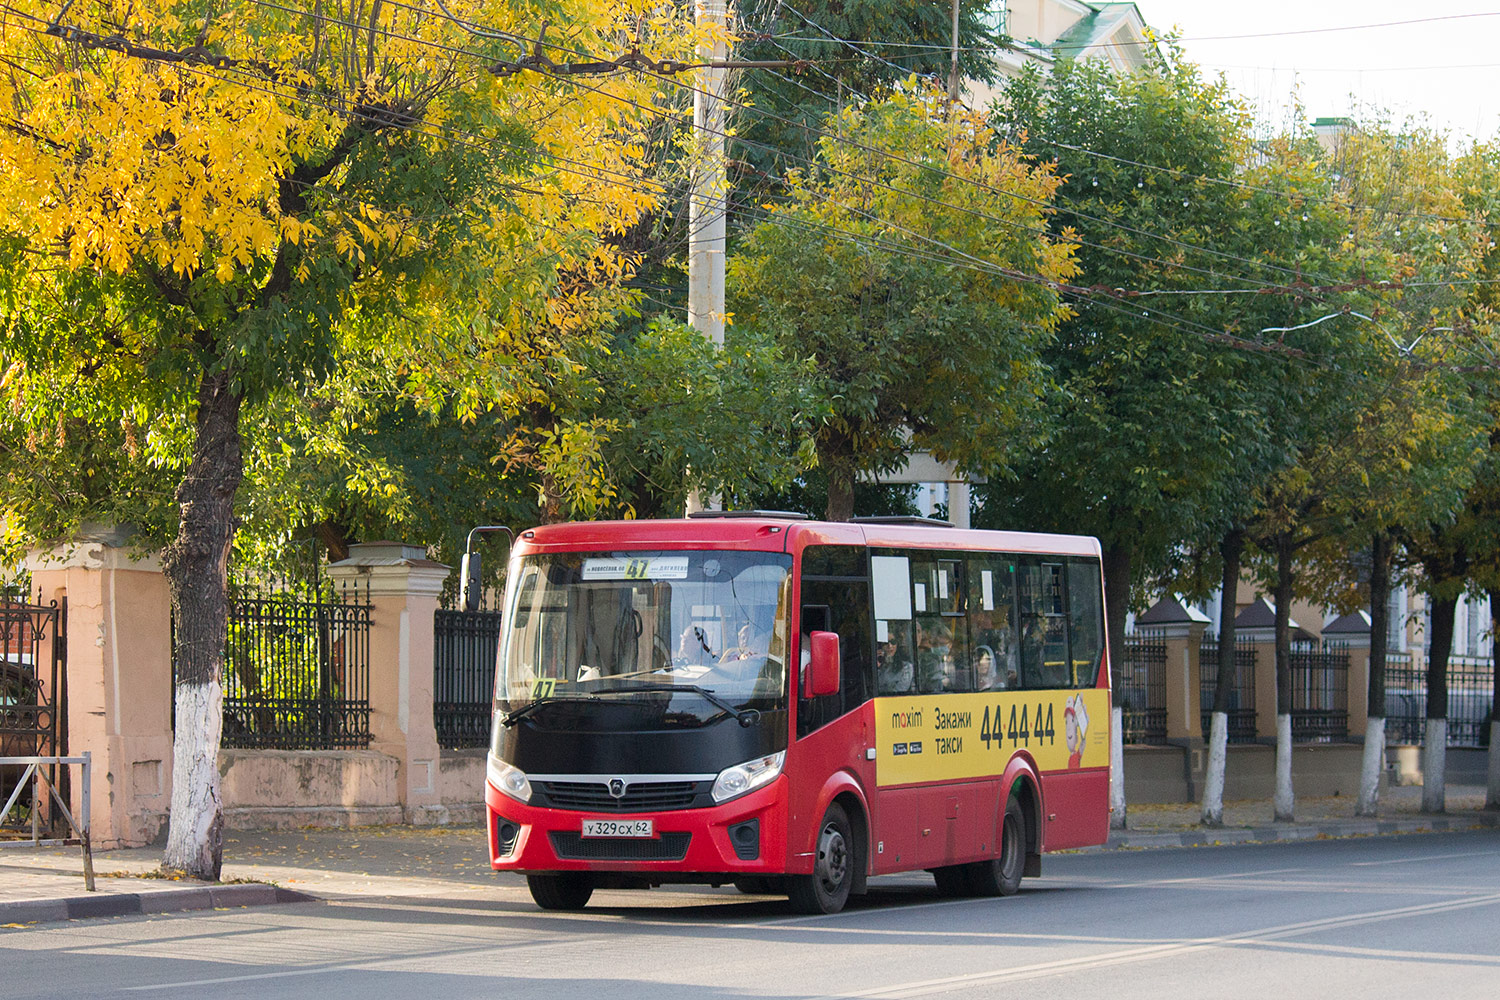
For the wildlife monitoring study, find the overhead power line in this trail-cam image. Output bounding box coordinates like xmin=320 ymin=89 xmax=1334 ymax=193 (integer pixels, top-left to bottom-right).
xmin=7 ymin=4 xmax=1497 ymax=385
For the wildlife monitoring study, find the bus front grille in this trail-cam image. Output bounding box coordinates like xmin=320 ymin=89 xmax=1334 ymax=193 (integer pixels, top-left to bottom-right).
xmin=549 ymin=831 xmax=692 ymax=861
xmin=536 ymin=780 xmax=704 ymax=812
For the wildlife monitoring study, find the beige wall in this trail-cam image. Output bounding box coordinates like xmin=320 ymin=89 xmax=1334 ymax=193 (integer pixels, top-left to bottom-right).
xmin=1005 ymin=0 xmax=1092 ymax=45
xmin=30 ymin=533 xmax=487 ymax=842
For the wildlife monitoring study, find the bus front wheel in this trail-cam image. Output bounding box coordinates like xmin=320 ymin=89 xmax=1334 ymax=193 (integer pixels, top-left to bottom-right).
xmin=787 ymin=804 xmax=855 ymax=914
xmin=527 ymin=872 xmax=594 ymax=910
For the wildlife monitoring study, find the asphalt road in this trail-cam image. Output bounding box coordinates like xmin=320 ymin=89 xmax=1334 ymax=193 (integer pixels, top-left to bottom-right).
xmin=4 ymin=831 xmax=1499 ymax=1000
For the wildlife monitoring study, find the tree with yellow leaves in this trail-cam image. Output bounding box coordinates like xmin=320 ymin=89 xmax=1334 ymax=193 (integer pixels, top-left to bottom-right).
xmin=0 ymin=0 xmax=708 ymax=878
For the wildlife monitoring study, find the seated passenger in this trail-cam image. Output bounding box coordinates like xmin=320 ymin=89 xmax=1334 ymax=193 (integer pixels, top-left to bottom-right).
xmin=876 ymin=639 xmax=914 ymax=694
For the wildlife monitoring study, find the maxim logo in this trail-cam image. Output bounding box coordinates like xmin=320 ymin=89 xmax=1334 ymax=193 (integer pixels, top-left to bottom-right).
xmin=890 ymin=708 xmax=923 ymax=729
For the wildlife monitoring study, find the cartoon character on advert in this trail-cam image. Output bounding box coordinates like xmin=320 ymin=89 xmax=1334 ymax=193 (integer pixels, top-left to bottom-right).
xmin=1064 ymin=694 xmax=1090 ymax=769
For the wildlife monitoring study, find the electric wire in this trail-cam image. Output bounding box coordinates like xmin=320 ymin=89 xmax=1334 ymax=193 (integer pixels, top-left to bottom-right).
xmin=5 ymin=6 xmax=1497 ymax=382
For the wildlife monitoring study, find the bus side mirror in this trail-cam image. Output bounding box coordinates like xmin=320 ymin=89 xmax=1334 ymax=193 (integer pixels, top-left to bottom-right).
xmin=805 ymin=631 xmax=841 ymax=698
xmin=460 ymin=552 xmax=482 ymax=612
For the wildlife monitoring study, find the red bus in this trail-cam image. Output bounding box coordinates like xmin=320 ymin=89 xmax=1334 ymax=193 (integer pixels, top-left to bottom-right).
xmin=485 ymin=512 xmax=1111 ymax=913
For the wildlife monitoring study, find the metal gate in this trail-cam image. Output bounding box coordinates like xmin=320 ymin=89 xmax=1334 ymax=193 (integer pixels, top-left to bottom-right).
xmin=0 ymin=598 xmax=67 ymax=838
xmin=433 ymin=609 xmax=503 ymax=749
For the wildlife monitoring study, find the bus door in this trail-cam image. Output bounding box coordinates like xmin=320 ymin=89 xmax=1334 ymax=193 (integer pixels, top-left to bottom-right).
xmin=869 ymin=552 xmax=989 ymax=871
xmin=792 ymin=546 xmax=878 ymax=867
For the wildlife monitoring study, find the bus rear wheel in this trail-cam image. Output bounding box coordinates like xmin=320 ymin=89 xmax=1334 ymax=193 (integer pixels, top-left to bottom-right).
xmin=527 ymin=872 xmax=594 ymax=910
xmin=968 ymin=796 xmax=1026 ymax=897
xmin=787 ymin=804 xmax=855 ymax=914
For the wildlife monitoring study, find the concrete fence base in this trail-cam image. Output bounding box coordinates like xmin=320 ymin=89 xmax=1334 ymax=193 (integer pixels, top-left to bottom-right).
xmin=1125 ymin=741 xmax=1373 ymax=804
xmin=218 ymin=748 xmax=483 ymax=830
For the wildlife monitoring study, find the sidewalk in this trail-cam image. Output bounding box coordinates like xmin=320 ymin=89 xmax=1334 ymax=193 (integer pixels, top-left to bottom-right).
xmin=3 ymin=786 xmax=1496 ymax=926
xmin=1104 ymin=783 xmax=1498 ymax=848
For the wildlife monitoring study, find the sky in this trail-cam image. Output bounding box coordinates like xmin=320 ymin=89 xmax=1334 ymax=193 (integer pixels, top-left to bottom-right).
xmin=1132 ymin=1 xmax=1500 ymax=143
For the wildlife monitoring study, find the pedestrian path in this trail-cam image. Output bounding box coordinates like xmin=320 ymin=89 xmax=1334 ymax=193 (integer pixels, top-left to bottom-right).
xmin=1105 ymin=783 xmax=1498 ymax=848
xmin=3 ymin=786 xmax=1496 ymax=926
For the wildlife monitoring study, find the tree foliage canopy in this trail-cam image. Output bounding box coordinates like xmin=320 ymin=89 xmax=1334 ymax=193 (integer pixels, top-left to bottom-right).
xmin=729 ymin=86 xmax=1076 ymax=519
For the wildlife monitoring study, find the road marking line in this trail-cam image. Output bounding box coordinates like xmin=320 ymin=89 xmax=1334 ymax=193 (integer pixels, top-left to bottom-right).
xmin=818 ymin=890 xmax=1500 ymax=998
xmin=1351 ymin=849 xmax=1500 ymax=866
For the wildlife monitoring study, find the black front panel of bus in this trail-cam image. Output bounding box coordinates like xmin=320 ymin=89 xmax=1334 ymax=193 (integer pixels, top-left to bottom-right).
xmin=497 ymin=710 xmax=788 ymax=777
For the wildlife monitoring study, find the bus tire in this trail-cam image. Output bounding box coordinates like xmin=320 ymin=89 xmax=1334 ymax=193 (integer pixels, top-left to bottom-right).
xmin=969 ymin=796 xmax=1027 ymax=897
xmin=787 ymin=803 xmax=855 ymax=914
xmin=527 ymin=872 xmax=594 ymax=910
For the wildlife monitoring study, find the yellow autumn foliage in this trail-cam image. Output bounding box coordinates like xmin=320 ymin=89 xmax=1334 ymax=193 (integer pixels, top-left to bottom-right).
xmin=0 ymin=0 xmax=714 ymax=319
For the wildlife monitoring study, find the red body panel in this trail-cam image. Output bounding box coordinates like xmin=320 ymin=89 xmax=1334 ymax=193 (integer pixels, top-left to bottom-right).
xmin=489 ymin=516 xmax=1112 ymax=881
xmin=1038 ymin=768 xmax=1110 ymax=850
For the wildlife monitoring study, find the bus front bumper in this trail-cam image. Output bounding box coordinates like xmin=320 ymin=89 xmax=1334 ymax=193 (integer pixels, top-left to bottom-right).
xmin=486 ymin=777 xmax=789 ymax=875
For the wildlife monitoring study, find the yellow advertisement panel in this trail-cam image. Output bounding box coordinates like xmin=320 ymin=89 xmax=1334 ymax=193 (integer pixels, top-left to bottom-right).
xmin=873 ymin=688 xmax=1111 ymax=787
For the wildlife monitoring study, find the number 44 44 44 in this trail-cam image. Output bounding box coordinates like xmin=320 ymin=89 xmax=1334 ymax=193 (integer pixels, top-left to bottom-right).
xmin=979 ymin=702 xmax=1055 ymax=750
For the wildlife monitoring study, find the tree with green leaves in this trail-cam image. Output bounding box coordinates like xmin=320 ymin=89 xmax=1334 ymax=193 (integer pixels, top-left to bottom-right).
xmin=1261 ymin=121 xmax=1492 ymax=819
xmin=986 ymin=54 xmax=1285 ymax=829
xmin=729 ymin=87 xmax=1076 ymax=521
xmin=0 ymin=0 xmax=708 ymax=878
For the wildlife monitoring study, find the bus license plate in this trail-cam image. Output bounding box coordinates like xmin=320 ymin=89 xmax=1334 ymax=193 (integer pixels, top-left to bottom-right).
xmin=581 ymin=818 xmax=654 ymax=839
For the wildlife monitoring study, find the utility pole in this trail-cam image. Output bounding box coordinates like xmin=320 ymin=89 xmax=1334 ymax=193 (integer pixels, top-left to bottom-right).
xmin=685 ymin=0 xmax=729 ymax=515
xmin=948 ymin=0 xmax=962 ymax=101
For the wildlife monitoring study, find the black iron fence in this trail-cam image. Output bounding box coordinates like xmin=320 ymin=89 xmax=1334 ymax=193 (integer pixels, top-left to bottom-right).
xmin=433 ymin=609 xmax=503 ymax=749
xmin=1120 ymin=628 xmax=1168 ymax=745
xmin=1386 ymin=653 xmax=1495 ymax=747
xmin=1199 ymin=632 xmax=1258 ymax=743
xmin=1 ymin=598 xmax=67 ymax=839
xmin=1288 ymin=639 xmax=1349 ymax=742
xmin=173 ymin=580 xmax=372 ymax=750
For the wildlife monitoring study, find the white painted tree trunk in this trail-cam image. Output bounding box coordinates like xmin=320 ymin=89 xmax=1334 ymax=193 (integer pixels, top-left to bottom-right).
xmin=1421 ymin=718 xmax=1447 ymax=814
xmin=1273 ymin=713 xmax=1294 ymax=822
xmin=1109 ymin=705 xmax=1126 ymax=829
xmin=163 ymin=680 xmax=225 ymax=878
xmin=1200 ymin=711 xmax=1228 ymax=826
xmin=1488 ymin=720 xmax=1500 ymax=811
xmin=1356 ymin=717 xmax=1385 ymax=817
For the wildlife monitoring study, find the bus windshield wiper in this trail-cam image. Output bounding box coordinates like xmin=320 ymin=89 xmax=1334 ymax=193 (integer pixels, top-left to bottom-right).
xmin=501 ymin=695 xmax=600 ymax=727
xmin=590 ymin=683 xmax=761 ymax=727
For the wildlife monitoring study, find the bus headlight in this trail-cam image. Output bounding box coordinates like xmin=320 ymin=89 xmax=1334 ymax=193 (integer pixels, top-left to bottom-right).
xmin=487 ymin=754 xmax=532 ymax=803
xmin=711 ymin=751 xmax=785 ymax=804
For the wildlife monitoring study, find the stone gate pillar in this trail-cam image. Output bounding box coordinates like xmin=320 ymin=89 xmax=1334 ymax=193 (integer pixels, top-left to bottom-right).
xmin=327 ymin=542 xmax=451 ymax=823
xmin=1323 ymin=611 xmax=1372 ymax=738
xmin=24 ymin=526 xmax=172 ymax=848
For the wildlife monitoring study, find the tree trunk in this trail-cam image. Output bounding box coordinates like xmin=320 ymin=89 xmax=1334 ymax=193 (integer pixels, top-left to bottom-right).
xmin=1489 ymin=589 xmax=1500 ymax=811
xmin=1422 ymin=594 xmax=1457 ymax=814
xmin=1201 ymin=528 xmax=1243 ymax=827
xmin=1357 ymin=532 xmax=1392 ymax=816
xmin=1273 ymin=533 xmax=1295 ymax=822
xmin=822 ymin=430 xmax=857 ymax=522
xmin=1103 ymin=540 xmax=1132 ymax=830
xmin=161 ymin=368 xmax=243 ymax=881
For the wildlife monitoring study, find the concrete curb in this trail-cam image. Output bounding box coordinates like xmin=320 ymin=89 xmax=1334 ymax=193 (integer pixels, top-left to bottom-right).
xmin=0 ymin=884 xmax=316 ymax=926
xmin=1101 ymin=811 xmax=1500 ymax=850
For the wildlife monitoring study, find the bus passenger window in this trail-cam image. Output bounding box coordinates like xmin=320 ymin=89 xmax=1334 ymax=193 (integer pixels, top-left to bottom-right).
xmin=968 ymin=558 xmax=1017 ymax=690
xmin=1068 ymin=560 xmax=1104 ymax=687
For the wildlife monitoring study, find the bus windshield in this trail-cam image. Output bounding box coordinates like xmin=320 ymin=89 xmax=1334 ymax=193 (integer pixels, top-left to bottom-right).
xmin=497 ymin=550 xmax=793 ymax=727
